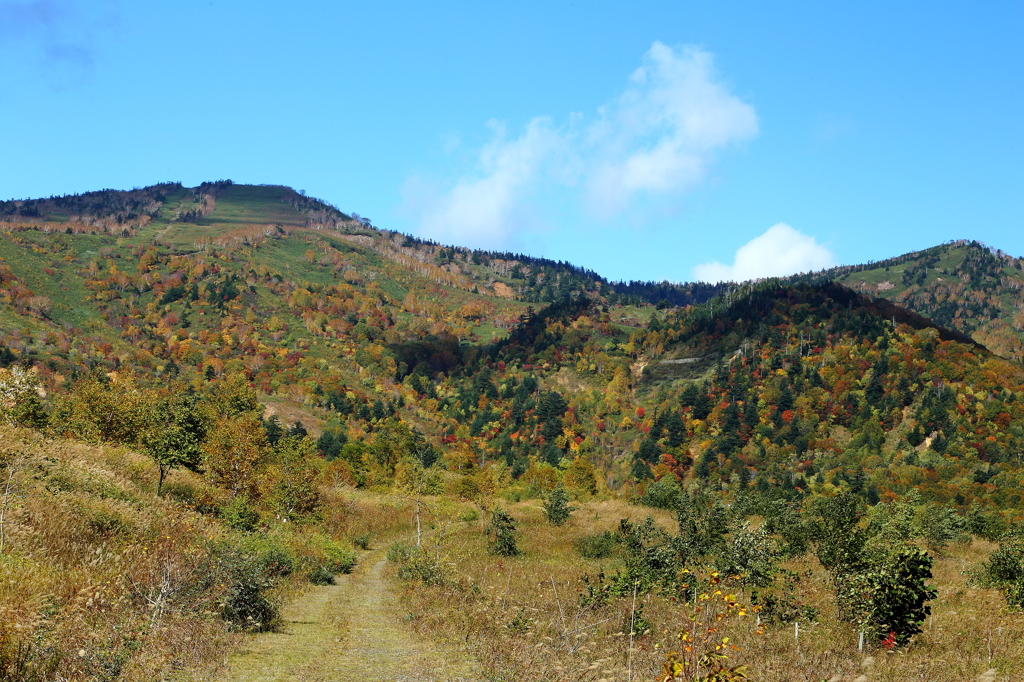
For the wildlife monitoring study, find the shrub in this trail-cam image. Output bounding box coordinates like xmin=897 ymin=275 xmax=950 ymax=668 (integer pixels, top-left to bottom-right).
xmin=752 ymin=570 xmax=818 ymax=625
xmin=391 ymin=544 xmax=448 ymax=586
xmin=974 ymin=537 xmax=1024 ymax=609
xmin=716 ymin=522 xmax=778 ymax=591
xmin=611 ymin=516 xmax=680 ymax=595
xmin=297 ymin=533 xmax=356 ymax=574
xmin=917 ymin=504 xmax=968 ymax=550
xmin=353 ymin=532 xmax=372 ymax=550
xmin=761 ymin=500 xmax=811 ymax=558
xmin=248 ymin=539 xmax=296 ymax=579
xmin=636 ymin=476 xmax=682 ymax=510
xmin=675 ymin=490 xmax=731 ymax=563
xmin=321 ymin=543 xmax=356 ymax=574
xmin=387 ymin=542 xmax=414 ymax=564
xmin=575 ymin=531 xmax=617 ymax=559
xmin=308 ymin=566 xmax=336 ymax=585
xmin=486 ymin=508 xmax=520 ymax=557
xmin=859 ymin=546 xmax=937 ymax=645
xmin=966 ymin=503 xmax=1008 ymax=541
xmin=221 ymin=496 xmax=260 ymax=533
xmin=543 ymin=485 xmax=576 ymax=526
xmin=807 ymin=493 xmax=867 ymax=575
xmin=216 ymin=547 xmax=283 ymax=632
xmin=0 ymin=366 xmax=49 ymax=429
xmin=980 ymin=538 xmax=1024 ymax=586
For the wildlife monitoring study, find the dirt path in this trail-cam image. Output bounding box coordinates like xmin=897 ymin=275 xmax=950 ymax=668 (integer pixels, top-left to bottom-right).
xmin=215 ymin=550 xmax=478 ymax=682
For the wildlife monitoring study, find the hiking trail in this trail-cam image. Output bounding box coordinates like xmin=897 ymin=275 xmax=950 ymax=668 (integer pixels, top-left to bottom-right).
xmin=213 ymin=550 xmax=478 ymax=682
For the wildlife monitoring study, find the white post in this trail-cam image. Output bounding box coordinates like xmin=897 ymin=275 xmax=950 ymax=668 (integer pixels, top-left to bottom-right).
xmin=794 ymin=621 xmax=799 ymax=643
xmin=858 ymin=631 xmax=864 ymax=652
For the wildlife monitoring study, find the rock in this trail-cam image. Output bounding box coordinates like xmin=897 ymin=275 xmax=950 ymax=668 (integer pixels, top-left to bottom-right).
xmin=862 ymin=656 xmax=875 ymax=669
xmin=977 ymin=669 xmax=998 ymax=682
xmin=853 ymin=676 xmax=869 ymax=682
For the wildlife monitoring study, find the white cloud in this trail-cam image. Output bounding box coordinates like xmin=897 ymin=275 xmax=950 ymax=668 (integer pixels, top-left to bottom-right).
xmin=691 ymin=223 xmax=834 ymax=283
xmin=585 ymin=42 xmax=758 ymax=216
xmin=401 ymin=117 xmax=562 ymax=248
xmin=403 ymin=42 xmax=757 ymax=246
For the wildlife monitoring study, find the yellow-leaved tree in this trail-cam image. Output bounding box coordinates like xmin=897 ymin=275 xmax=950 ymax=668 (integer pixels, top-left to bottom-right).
xmin=203 ymin=412 xmax=268 ymax=499
xmin=261 ymin=435 xmax=324 ymax=523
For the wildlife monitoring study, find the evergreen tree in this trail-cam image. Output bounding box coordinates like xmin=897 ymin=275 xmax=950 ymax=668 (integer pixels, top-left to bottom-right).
xmin=543 ymin=485 xmax=577 ymax=526
xmin=487 ymin=509 xmax=520 ymax=556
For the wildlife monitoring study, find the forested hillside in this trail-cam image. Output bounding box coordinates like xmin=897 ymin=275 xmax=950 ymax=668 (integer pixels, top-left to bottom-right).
xmin=790 ymin=240 xmax=1024 ymax=362
xmin=4 ymin=182 xmax=1024 ymax=680
xmin=2 ymin=183 xmax=1024 ymax=510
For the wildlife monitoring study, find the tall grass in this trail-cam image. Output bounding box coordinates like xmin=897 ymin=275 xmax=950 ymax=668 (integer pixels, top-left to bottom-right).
xmin=387 ymin=498 xmax=1021 ymax=681
xmin=0 ymin=426 xmax=366 ymax=681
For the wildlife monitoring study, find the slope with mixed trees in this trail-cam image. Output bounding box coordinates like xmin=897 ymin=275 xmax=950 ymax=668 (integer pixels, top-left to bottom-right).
xmin=787 ymin=240 xmax=1024 ymax=362
xmin=5 ymin=182 xmax=1024 ymax=680
xmin=3 ymin=182 xmax=1024 ymax=514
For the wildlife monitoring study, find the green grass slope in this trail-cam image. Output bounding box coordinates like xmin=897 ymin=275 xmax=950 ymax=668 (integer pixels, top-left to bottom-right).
xmin=789 ymin=240 xmax=1024 ymax=361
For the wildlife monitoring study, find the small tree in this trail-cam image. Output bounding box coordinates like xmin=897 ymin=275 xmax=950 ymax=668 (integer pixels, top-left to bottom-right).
xmin=0 ymin=366 xmax=47 ymax=429
xmin=543 ymin=485 xmax=576 ymax=526
xmin=918 ymin=504 xmax=968 ymax=551
xmin=203 ymin=412 xmax=268 ymax=499
xmin=143 ymin=392 xmax=209 ymax=496
xmin=262 ymin=435 xmax=324 ymax=523
xmin=860 ymin=546 xmax=938 ymax=645
xmin=974 ymin=537 xmax=1024 ymax=609
xmin=717 ymin=522 xmax=778 ymax=592
xmin=487 ymin=508 xmax=520 ymax=556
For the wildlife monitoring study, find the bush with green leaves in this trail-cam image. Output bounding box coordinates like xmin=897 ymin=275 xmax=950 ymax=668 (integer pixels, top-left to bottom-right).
xmin=543 ymin=485 xmax=577 ymax=526
xmin=0 ymin=365 xmax=49 ymax=429
xmin=221 ymin=496 xmax=260 ymax=533
xmin=917 ymin=503 xmax=968 ymax=550
xmin=865 ymin=495 xmax=919 ymax=545
xmin=965 ymin=503 xmax=1008 ymax=541
xmin=353 ymin=532 xmax=373 ymax=550
xmin=308 ymin=566 xmax=336 ymax=585
xmin=239 ymin=535 xmax=296 ymax=579
xmin=487 ymin=508 xmax=520 ymax=556
xmin=635 ymin=476 xmax=683 ymax=510
xmin=390 ymin=543 xmax=448 ymax=586
xmin=215 ymin=539 xmax=294 ymax=632
xmin=974 ymin=537 xmax=1024 ymax=609
xmin=807 ymin=493 xmax=868 ymax=576
xmin=675 ymin=489 xmax=731 ymax=563
xmin=857 ymin=546 xmax=937 ymax=645
xmin=611 ymin=517 xmax=681 ymax=596
xmin=760 ymin=500 xmax=810 ymax=558
xmin=299 ymin=533 xmax=357 ymax=574
xmin=386 ymin=542 xmax=414 ymax=564
xmin=574 ymin=531 xmax=617 ymax=559
xmin=716 ymin=522 xmax=778 ymax=591
xmin=752 ymin=569 xmax=818 ymax=625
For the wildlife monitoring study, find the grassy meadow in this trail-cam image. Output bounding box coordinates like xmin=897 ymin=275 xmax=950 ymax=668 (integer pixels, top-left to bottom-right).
xmin=385 ymin=497 xmax=1020 ymax=682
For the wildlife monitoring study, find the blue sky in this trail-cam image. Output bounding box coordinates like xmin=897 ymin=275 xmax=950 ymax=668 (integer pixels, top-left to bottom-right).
xmin=1 ymin=1 xmax=1021 ymax=283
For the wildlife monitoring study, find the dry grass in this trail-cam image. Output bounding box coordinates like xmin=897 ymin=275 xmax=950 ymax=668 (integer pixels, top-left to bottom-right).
xmin=0 ymin=426 xmax=238 ymax=681
xmin=5 ymin=428 xmax=1017 ymax=682
xmin=387 ymin=498 xmax=1022 ymax=682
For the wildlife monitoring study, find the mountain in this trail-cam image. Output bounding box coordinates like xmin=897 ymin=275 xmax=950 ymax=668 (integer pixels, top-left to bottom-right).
xmin=6 ymin=181 xmax=1024 ymax=681
xmin=2 ymin=181 xmax=1024 ymax=513
xmin=788 ymin=240 xmax=1024 ymax=361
